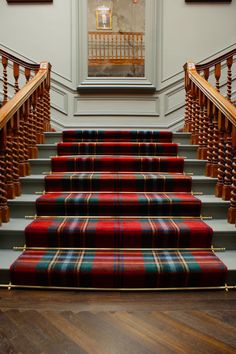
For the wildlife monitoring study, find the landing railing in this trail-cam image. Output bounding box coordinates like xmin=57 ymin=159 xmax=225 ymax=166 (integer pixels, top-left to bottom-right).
xmin=184 ymin=49 xmax=236 ymax=224
xmin=88 ymin=31 xmax=144 ymax=66
xmin=0 ymin=49 xmax=52 ymax=224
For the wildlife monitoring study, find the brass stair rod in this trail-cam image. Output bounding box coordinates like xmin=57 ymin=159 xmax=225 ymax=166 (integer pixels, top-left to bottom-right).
xmin=13 ymin=246 xmax=226 ymax=252
xmin=25 ymin=215 xmax=213 ymax=220
xmin=0 ymin=283 xmax=235 ymax=292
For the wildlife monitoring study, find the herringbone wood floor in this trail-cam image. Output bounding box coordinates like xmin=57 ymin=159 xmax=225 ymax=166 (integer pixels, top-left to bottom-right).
xmin=0 ymin=290 xmax=236 ymax=354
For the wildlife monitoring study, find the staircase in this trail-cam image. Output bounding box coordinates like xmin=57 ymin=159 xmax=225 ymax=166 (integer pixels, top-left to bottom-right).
xmin=0 ymin=129 xmax=236 ymax=290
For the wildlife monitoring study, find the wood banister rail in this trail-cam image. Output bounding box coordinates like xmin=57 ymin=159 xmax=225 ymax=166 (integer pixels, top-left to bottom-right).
xmin=0 ymin=50 xmax=40 ymax=106
xmin=0 ymin=48 xmax=40 ymax=71
xmin=0 ymin=59 xmax=52 ymax=225
xmin=195 ymin=48 xmax=236 ymax=71
xmin=184 ymin=59 xmax=236 ymax=225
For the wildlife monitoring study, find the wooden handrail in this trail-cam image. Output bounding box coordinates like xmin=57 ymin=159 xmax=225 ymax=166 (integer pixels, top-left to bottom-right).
xmin=187 ymin=63 xmax=236 ymax=127
xmin=0 ymin=55 xmax=52 ymax=225
xmin=184 ymin=53 xmax=236 ymax=226
xmin=0 ymin=48 xmax=40 ymax=71
xmin=0 ymin=62 xmax=49 ymax=130
xmin=195 ymin=48 xmax=236 ymax=71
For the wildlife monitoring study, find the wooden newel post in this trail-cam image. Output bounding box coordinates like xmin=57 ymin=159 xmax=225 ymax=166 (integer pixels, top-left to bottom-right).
xmin=184 ymin=63 xmax=193 ymax=132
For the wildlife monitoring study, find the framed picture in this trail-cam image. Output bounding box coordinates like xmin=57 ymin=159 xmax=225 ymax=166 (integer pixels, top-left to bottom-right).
xmin=96 ymin=9 xmax=112 ymax=30
xmin=6 ymin=0 xmax=53 ymax=3
xmin=185 ymin=0 xmax=231 ymax=2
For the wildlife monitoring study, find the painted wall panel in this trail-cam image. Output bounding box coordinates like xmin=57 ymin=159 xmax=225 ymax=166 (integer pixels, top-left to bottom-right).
xmin=1 ymin=0 xmax=236 ymax=129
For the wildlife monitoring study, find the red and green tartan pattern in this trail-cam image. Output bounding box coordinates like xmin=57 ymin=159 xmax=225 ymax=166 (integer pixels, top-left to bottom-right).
xmin=10 ymin=128 xmax=228 ymax=289
xmin=45 ymin=173 xmax=192 ymax=193
xmin=62 ymin=130 xmax=173 ymax=143
xmin=25 ymin=218 xmax=213 ymax=248
xmin=36 ymin=192 xmax=202 ymax=217
xmin=51 ymin=156 xmax=185 ymax=173
xmin=10 ymin=250 xmax=227 ymax=288
xmin=57 ymin=142 xmax=178 ymax=157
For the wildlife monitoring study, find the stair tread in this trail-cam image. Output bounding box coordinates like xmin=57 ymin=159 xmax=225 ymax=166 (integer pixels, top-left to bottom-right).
xmin=9 ymin=249 xmax=227 ymax=288
xmin=0 ymin=250 xmax=22 ymax=269
xmin=37 ymin=143 xmax=197 ymax=148
xmin=1 ymin=249 xmax=236 ymax=273
xmin=1 ymin=218 xmax=234 ymax=234
xmin=217 ymin=251 xmax=236 ymax=271
xmin=2 ymin=128 xmax=235 ymax=288
xmin=20 ymin=174 xmax=217 ymax=182
xmin=30 ymin=157 xmax=207 ymax=162
xmin=8 ymin=193 xmax=229 ymax=204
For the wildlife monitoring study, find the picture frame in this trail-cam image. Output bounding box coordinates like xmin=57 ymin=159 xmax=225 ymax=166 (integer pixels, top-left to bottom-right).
xmin=96 ymin=9 xmax=112 ymax=30
xmin=6 ymin=0 xmax=53 ymax=3
xmin=185 ymin=0 xmax=231 ymax=2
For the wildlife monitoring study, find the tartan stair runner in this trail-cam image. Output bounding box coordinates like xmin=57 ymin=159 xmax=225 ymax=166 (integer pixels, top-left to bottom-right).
xmin=10 ymin=129 xmax=227 ymax=289
xmin=44 ymin=173 xmax=192 ymax=193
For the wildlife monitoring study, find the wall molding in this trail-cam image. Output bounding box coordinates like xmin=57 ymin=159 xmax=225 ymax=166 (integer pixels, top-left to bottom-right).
xmin=73 ymin=96 xmax=160 ymax=116
xmin=50 ymin=85 xmax=69 ymax=115
xmin=164 ymin=83 xmax=185 ymax=116
xmin=51 ymin=115 xmax=184 ymax=131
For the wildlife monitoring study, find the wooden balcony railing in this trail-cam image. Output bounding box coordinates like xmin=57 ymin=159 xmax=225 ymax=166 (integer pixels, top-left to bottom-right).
xmin=0 ymin=49 xmax=52 ymax=224
xmin=88 ymin=31 xmax=144 ymax=66
xmin=184 ymin=49 xmax=236 ymax=224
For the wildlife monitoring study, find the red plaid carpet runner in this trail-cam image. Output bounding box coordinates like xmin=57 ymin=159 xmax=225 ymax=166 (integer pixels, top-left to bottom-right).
xmin=10 ymin=129 xmax=227 ymax=289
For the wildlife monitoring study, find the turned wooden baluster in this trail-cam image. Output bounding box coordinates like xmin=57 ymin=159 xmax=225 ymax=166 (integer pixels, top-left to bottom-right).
xmin=215 ymin=63 xmax=221 ymax=92
xmin=190 ymin=82 xmax=197 ymax=142
xmin=2 ymin=56 xmax=8 ymax=105
xmin=18 ymin=105 xmax=30 ymax=176
xmin=5 ymin=119 xmax=16 ymax=199
xmin=227 ymin=56 xmax=233 ymax=102
xmin=184 ymin=66 xmax=191 ymax=132
xmin=184 ymin=90 xmax=191 ymax=132
xmin=205 ymin=101 xmax=214 ymax=176
xmin=12 ymin=111 xmax=21 ymax=196
xmin=197 ymin=91 xmax=205 ymax=157
xmin=192 ymin=87 xmax=200 ymax=145
xmin=210 ymin=106 xmax=220 ymax=177
xmin=25 ymin=67 xmax=31 ymax=83
xmin=197 ymin=93 xmax=208 ymax=159
xmin=44 ymin=68 xmax=52 ymax=131
xmin=13 ymin=62 xmax=20 ymax=93
xmin=35 ymin=84 xmax=45 ymax=144
xmin=199 ymin=69 xmax=210 ymax=159
xmin=0 ymin=126 xmax=10 ymax=222
xmin=228 ymin=126 xmax=236 ymax=224
xmin=215 ymin=112 xmax=226 ymax=197
xmin=28 ymin=93 xmax=38 ymax=159
xmin=222 ymin=120 xmax=233 ymax=200
xmin=22 ymin=101 xmax=31 ymax=175
xmin=25 ymin=97 xmax=36 ymax=159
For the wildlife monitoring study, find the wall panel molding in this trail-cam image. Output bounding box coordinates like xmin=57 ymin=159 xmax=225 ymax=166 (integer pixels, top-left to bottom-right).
xmin=51 ymin=86 xmax=69 ymax=115
xmin=74 ymin=96 xmax=160 ymax=116
xmin=163 ymin=83 xmax=185 ymax=116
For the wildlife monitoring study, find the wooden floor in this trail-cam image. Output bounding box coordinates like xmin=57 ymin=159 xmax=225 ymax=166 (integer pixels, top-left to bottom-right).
xmin=0 ymin=290 xmax=236 ymax=354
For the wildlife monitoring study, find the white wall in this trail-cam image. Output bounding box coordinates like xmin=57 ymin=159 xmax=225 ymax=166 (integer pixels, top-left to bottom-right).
xmin=160 ymin=0 xmax=236 ymax=86
xmin=0 ymin=0 xmax=236 ymax=130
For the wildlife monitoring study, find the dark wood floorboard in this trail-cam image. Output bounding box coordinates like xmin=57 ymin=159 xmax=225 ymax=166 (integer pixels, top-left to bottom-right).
xmin=0 ymin=290 xmax=236 ymax=354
